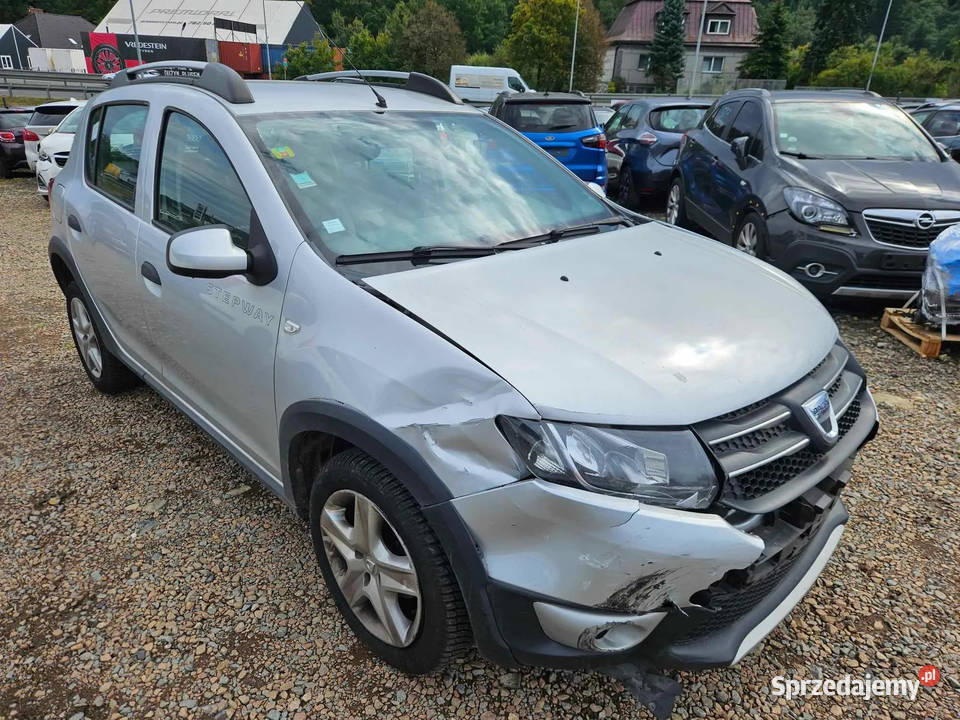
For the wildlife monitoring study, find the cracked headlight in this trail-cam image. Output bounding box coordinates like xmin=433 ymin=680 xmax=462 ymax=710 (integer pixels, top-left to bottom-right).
xmin=783 ymin=187 xmax=849 ymax=228
xmin=497 ymin=417 xmax=718 ymax=509
xmin=38 ymin=149 xmax=50 ymax=162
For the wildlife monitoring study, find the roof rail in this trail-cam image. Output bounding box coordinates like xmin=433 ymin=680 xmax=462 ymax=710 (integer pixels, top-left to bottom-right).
xmin=110 ymin=61 xmax=254 ymax=104
xmin=297 ymin=70 xmax=463 ymax=105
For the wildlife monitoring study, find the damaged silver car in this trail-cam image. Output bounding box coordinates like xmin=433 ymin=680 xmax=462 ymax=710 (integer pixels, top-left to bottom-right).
xmin=49 ymin=63 xmax=878 ymax=678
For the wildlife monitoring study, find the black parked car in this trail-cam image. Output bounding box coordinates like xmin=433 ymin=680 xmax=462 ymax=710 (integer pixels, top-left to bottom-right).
xmin=605 ymin=98 xmax=709 ymax=206
xmin=668 ymin=89 xmax=960 ymax=299
xmin=911 ymin=103 xmax=960 ymax=162
xmin=0 ymin=107 xmax=34 ymax=178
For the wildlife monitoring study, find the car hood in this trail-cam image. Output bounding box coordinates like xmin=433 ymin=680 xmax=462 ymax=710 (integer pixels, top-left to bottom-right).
xmin=783 ymin=157 xmax=960 ymax=211
xmin=38 ymin=132 xmax=74 ymax=153
xmin=366 ymin=223 xmax=838 ymax=425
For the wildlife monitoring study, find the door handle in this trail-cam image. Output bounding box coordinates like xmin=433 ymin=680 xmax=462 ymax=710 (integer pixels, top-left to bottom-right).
xmin=140 ymin=261 xmax=161 ymax=286
xmin=67 ymin=215 xmax=82 ymax=232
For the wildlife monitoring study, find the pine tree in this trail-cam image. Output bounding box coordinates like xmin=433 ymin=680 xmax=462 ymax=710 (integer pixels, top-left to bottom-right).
xmin=739 ymin=0 xmax=788 ymax=79
xmin=648 ymin=0 xmax=686 ymax=92
xmin=803 ymin=0 xmax=871 ymax=78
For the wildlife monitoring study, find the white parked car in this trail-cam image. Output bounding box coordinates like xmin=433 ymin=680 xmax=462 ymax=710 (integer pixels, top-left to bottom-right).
xmin=36 ymin=102 xmax=86 ymax=198
xmin=24 ymin=99 xmax=83 ymax=172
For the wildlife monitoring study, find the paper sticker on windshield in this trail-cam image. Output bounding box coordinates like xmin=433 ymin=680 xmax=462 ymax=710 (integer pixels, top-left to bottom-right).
xmin=271 ymin=145 xmax=295 ymax=159
xmin=290 ymin=171 xmax=316 ymax=189
xmin=322 ymin=218 xmax=345 ymax=234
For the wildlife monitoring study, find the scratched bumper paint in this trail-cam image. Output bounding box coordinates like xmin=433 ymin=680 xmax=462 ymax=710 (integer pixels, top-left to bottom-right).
xmin=452 ymin=479 xmax=765 ymax=612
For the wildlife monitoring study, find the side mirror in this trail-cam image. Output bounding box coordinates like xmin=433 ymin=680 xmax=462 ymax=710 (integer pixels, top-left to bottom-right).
xmin=586 ymin=181 xmax=606 ymax=197
xmin=167 ymin=226 xmax=249 ymax=279
xmin=731 ymin=135 xmax=750 ymax=167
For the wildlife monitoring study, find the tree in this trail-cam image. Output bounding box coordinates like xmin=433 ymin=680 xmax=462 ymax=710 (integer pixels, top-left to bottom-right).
xmin=504 ymin=0 xmax=605 ymax=91
xmin=803 ymin=0 xmax=871 ymax=79
xmin=595 ymin=0 xmax=625 ymax=28
xmin=648 ymin=0 xmax=685 ymax=92
xmin=739 ymin=0 xmax=788 ymax=79
xmin=439 ymin=0 xmax=516 ymax=54
xmin=276 ymin=33 xmax=336 ymax=78
xmin=339 ymin=16 xmax=395 ymax=69
xmin=812 ymin=38 xmax=951 ymax=97
xmin=392 ymin=0 xmax=467 ymax=79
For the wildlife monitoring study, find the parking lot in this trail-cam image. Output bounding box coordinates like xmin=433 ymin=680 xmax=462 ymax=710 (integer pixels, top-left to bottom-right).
xmin=1 ymin=171 xmax=958 ymax=719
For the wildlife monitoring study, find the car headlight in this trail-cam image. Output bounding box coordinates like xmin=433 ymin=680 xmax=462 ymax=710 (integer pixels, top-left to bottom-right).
xmin=783 ymin=187 xmax=850 ymax=228
xmin=38 ymin=149 xmax=50 ymax=162
xmin=497 ymin=417 xmax=718 ymax=509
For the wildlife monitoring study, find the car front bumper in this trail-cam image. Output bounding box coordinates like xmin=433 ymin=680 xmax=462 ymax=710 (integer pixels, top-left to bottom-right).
xmin=36 ymin=158 xmax=59 ymax=195
xmin=766 ymin=210 xmax=927 ymax=299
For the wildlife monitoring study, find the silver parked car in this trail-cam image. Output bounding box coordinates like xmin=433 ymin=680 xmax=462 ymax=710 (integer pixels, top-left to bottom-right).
xmin=49 ymin=62 xmax=878 ymax=676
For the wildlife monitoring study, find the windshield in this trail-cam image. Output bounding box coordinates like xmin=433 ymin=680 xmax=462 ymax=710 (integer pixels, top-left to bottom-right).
xmin=649 ymin=106 xmax=707 ymax=133
xmin=244 ymin=111 xmax=611 ymax=263
xmin=55 ymin=106 xmax=84 ymax=134
xmin=773 ymin=101 xmax=941 ymax=161
xmin=502 ymin=103 xmax=596 ymax=133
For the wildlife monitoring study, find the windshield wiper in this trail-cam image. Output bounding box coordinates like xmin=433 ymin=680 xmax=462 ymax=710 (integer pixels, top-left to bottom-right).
xmin=335 ymin=217 xmax=634 ymax=266
xmin=780 ymin=150 xmax=822 ymax=160
xmin=497 ymin=217 xmax=634 ymax=249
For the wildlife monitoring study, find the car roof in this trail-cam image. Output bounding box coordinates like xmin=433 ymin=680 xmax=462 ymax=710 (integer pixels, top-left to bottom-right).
xmin=502 ymin=92 xmax=589 ymax=104
xmin=721 ymin=89 xmax=889 ymax=104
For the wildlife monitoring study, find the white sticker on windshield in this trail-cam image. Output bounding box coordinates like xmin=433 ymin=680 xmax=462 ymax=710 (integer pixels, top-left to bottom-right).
xmin=322 ymin=218 xmax=345 ymax=234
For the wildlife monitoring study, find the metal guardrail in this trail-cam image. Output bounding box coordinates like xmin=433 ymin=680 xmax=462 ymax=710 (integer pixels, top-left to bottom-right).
xmin=0 ymin=70 xmax=109 ymax=100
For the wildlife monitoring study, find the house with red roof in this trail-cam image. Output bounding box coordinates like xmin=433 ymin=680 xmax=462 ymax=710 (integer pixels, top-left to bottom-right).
xmin=604 ymin=0 xmax=759 ymax=92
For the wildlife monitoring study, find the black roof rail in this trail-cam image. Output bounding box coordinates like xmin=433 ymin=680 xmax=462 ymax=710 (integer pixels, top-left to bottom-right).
xmin=110 ymin=61 xmax=254 ymax=104
xmin=297 ymin=70 xmax=463 ymax=105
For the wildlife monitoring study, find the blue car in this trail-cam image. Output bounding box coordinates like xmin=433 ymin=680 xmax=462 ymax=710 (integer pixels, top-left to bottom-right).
xmin=489 ymin=91 xmax=607 ymax=187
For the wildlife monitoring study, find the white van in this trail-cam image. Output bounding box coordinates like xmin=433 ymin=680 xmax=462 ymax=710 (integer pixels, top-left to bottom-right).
xmin=449 ymin=65 xmax=532 ymax=103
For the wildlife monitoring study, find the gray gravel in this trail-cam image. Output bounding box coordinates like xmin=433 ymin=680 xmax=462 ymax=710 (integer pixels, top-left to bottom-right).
xmin=2 ymin=174 xmax=958 ymax=719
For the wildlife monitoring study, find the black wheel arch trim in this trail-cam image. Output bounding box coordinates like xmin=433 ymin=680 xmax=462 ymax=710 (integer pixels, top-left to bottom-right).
xmin=48 ymin=235 xmax=123 ymax=358
xmin=279 ymin=398 xmax=519 ymax=667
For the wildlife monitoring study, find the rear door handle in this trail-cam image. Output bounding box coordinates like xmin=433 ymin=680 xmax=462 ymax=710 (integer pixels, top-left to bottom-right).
xmin=67 ymin=215 xmax=82 ymax=232
xmin=140 ymin=261 xmax=161 ymax=286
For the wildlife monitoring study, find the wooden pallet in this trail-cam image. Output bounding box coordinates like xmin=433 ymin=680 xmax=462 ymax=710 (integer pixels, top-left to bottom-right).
xmin=880 ymin=307 xmax=960 ymax=358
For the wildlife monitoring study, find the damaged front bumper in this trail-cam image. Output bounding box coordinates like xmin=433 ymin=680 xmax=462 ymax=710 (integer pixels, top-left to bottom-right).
xmin=444 ymin=477 xmax=849 ymax=670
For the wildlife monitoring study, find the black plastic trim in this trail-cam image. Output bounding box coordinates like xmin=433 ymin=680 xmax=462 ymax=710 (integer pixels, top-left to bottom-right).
xmin=111 ymin=62 xmax=254 ymax=104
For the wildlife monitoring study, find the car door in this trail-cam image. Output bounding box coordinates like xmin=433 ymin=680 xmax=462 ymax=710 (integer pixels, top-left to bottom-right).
xmin=136 ymin=102 xmax=294 ymax=478
xmin=683 ymin=100 xmax=740 ymax=234
xmin=67 ymin=101 xmax=159 ymax=369
xmin=716 ymin=100 xmax=767 ymax=235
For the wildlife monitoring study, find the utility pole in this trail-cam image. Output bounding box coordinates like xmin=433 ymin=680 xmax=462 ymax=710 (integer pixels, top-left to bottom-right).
xmin=867 ymin=0 xmax=894 ymax=91
xmin=689 ymin=0 xmax=708 ymax=98
xmin=128 ymin=0 xmax=143 ymax=64
xmin=262 ymin=0 xmax=272 ymax=79
xmin=568 ymin=0 xmax=580 ymax=92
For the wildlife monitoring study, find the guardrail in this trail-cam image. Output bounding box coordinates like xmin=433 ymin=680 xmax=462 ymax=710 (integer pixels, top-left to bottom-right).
xmin=0 ymin=70 xmax=109 ymax=100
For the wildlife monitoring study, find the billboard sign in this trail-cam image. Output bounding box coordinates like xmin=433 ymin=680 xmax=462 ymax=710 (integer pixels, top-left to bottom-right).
xmin=82 ymin=32 xmax=207 ymax=73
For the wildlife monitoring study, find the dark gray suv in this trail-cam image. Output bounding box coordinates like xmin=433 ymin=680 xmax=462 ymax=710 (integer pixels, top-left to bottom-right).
xmin=668 ymin=89 xmax=960 ymax=299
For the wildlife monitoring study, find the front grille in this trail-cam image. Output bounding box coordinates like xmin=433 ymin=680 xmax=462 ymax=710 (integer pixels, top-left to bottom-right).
xmin=675 ymin=551 xmax=800 ymax=644
xmin=865 ymin=219 xmax=945 ymax=248
xmin=846 ymin=273 xmax=921 ymax=291
xmin=695 ymin=344 xmax=867 ymax=504
xmin=54 ymin=153 xmax=68 ymax=167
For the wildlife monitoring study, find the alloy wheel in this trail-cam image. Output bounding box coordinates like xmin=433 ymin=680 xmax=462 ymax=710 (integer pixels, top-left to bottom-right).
xmin=70 ymin=297 xmax=103 ymax=378
xmin=666 ymin=184 xmax=681 ymax=224
xmin=320 ymin=489 xmax=422 ymax=647
xmin=736 ymin=222 xmax=758 ymax=256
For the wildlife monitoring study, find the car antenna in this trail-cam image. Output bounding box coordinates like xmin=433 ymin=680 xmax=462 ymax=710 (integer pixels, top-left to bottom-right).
xmin=315 ymin=25 xmax=387 ymax=109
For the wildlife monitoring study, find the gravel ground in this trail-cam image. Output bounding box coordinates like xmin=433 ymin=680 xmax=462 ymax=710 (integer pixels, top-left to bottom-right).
xmin=2 ymin=173 xmax=958 ymax=720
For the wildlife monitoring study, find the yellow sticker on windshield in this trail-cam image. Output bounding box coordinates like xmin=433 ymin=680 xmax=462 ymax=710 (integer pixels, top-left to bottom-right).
xmin=271 ymin=146 xmax=295 ymax=159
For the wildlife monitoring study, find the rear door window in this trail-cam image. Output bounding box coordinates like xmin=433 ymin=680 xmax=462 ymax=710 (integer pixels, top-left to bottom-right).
xmin=705 ymin=101 xmax=740 ymax=139
xmin=86 ymin=104 xmax=148 ymax=209
xmin=927 ymin=110 xmax=960 ymax=137
xmin=502 ymin=103 xmax=595 ymax=133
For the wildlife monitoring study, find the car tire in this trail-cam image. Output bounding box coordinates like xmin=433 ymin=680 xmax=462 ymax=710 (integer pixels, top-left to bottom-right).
xmin=617 ymin=164 xmax=636 ymax=209
xmin=666 ymin=177 xmax=687 ymax=227
xmin=309 ymin=449 xmax=472 ymax=674
xmin=65 ymin=282 xmax=139 ymax=394
xmin=732 ymin=212 xmax=768 ymax=260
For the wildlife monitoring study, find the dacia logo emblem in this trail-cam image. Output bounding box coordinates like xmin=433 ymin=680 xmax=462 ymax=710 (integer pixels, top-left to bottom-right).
xmin=802 ymin=390 xmax=838 ymax=443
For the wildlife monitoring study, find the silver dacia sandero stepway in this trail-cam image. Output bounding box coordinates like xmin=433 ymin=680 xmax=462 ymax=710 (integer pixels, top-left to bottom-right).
xmin=49 ymin=62 xmax=878 ymax=676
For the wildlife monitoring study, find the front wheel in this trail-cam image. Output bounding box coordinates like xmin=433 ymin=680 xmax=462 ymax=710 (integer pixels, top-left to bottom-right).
xmin=666 ymin=177 xmax=687 ymax=227
xmin=309 ymin=449 xmax=472 ymax=674
xmin=733 ymin=212 xmax=768 ymax=259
